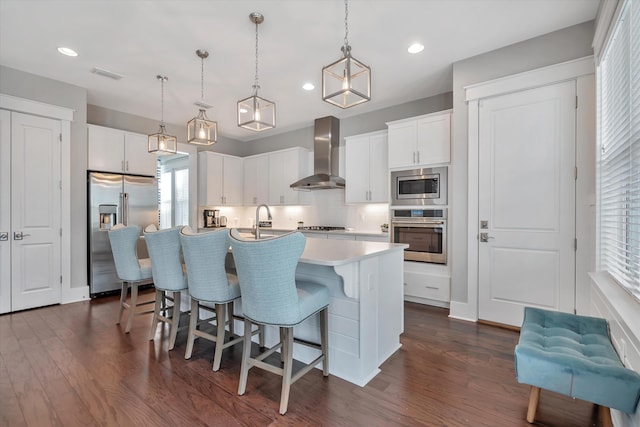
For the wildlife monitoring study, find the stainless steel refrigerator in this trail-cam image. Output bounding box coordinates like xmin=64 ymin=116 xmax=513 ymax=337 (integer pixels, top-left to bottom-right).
xmin=88 ymin=172 xmax=158 ymax=296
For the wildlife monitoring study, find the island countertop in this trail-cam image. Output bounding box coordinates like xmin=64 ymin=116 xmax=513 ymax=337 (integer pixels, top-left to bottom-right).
xmin=299 ymin=238 xmax=407 ymax=266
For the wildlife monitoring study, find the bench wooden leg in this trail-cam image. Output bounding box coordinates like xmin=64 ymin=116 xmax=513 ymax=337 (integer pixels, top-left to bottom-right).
xmin=599 ymin=405 xmax=613 ymax=427
xmin=526 ymin=386 xmax=541 ymax=423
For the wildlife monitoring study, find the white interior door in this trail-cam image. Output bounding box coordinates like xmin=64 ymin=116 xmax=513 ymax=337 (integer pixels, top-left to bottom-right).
xmin=10 ymin=112 xmax=62 ymax=311
xmin=0 ymin=110 xmax=11 ymax=313
xmin=478 ymin=81 xmax=576 ymax=327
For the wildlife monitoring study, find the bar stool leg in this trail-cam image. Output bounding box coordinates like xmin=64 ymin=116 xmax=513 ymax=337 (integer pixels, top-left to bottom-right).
xmin=279 ymin=327 xmax=294 ymax=415
xmin=238 ymin=318 xmax=253 ymax=396
xmin=227 ymin=301 xmax=235 ymax=338
xmin=125 ymin=283 xmax=138 ymax=333
xmin=212 ymin=303 xmax=226 ymax=371
xmin=185 ymin=298 xmax=199 ymax=359
xmin=148 ymin=289 xmax=162 ymax=340
xmin=168 ymin=291 xmax=181 ymax=350
xmin=117 ymin=282 xmax=128 ymax=324
xmin=320 ymin=307 xmax=329 ymax=376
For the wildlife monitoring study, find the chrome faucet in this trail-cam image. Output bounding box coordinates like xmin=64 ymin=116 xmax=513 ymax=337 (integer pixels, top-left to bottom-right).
xmin=254 ymin=204 xmax=272 ymax=240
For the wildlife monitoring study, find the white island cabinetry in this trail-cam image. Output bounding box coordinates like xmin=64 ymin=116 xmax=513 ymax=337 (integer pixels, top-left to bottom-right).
xmin=387 ymin=110 xmax=451 ymax=169
xmin=234 ymin=237 xmax=407 ymax=386
xmin=198 ymin=152 xmax=243 ymax=206
xmin=345 ymin=130 xmax=388 ymax=203
xmin=88 ymin=124 xmax=157 ymax=176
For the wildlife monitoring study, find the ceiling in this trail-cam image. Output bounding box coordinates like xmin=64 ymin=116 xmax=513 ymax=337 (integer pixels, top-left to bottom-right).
xmin=0 ymin=0 xmax=599 ymax=142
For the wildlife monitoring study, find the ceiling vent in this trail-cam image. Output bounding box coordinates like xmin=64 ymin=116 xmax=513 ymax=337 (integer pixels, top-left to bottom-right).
xmin=90 ymin=67 xmax=123 ymax=80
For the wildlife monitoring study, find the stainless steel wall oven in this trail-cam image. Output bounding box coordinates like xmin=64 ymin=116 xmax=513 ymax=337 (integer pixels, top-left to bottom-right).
xmin=391 ymin=208 xmax=447 ymax=264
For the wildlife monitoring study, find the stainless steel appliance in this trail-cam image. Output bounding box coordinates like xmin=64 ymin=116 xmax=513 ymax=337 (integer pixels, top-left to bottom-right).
xmin=390 ymin=166 xmax=447 ymax=206
xmin=88 ymin=172 xmax=158 ymax=296
xmin=391 ymin=208 xmax=446 ymax=264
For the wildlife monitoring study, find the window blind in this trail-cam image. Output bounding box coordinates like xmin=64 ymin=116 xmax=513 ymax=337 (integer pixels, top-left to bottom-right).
xmin=598 ymin=0 xmax=640 ymax=300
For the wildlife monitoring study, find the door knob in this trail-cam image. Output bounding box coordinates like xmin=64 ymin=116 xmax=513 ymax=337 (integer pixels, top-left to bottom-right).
xmin=479 ymin=233 xmax=494 ymax=243
xmin=0 ymin=232 xmax=8 ymax=241
xmin=14 ymin=231 xmax=30 ymax=240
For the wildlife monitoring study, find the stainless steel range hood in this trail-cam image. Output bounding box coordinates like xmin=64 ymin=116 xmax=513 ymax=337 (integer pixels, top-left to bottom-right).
xmin=290 ymin=116 xmax=345 ymax=190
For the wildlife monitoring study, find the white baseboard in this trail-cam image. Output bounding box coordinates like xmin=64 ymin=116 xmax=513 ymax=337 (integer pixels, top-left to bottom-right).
xmin=62 ymin=285 xmax=90 ymax=304
xmin=404 ymin=295 xmax=450 ymax=309
xmin=448 ymin=300 xmax=478 ymax=322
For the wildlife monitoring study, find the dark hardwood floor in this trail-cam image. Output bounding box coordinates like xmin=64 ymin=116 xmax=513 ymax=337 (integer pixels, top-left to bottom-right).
xmin=1 ymin=292 xmax=601 ymax=426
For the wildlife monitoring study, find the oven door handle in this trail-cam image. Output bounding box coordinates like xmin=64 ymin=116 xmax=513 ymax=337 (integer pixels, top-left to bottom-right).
xmin=391 ymin=220 xmax=445 ymax=226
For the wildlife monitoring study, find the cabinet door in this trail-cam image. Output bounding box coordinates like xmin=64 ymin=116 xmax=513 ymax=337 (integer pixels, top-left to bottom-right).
xmin=345 ymin=135 xmax=370 ymax=203
xmin=416 ymin=113 xmax=450 ymax=165
xmin=243 ymin=155 xmax=269 ymax=205
xmin=198 ymin=152 xmax=223 ymax=205
xmin=222 ymin=156 xmax=243 ymax=206
xmin=124 ymin=132 xmax=157 ymax=176
xmin=368 ymin=133 xmax=388 ymax=202
xmin=268 ymin=152 xmax=285 ymax=205
xmin=269 ymin=149 xmax=306 ymax=205
xmin=387 ymin=122 xmax=416 ymax=169
xmin=88 ymin=126 xmax=125 ymax=173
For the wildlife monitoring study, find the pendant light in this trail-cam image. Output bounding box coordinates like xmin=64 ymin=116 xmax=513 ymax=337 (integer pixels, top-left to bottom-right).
xmin=148 ymin=75 xmax=177 ymax=154
xmin=187 ymin=49 xmax=218 ymax=145
xmin=237 ymin=12 xmax=275 ymax=132
xmin=322 ymin=0 xmax=371 ymax=109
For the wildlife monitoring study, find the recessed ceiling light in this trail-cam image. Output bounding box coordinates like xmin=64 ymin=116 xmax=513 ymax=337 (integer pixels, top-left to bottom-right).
xmin=302 ymin=83 xmax=315 ymax=91
xmin=407 ymin=43 xmax=424 ymax=54
xmin=57 ymin=47 xmax=78 ymax=57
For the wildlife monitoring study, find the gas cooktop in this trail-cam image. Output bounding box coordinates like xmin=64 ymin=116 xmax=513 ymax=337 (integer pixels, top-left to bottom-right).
xmin=297 ymin=226 xmax=346 ymax=231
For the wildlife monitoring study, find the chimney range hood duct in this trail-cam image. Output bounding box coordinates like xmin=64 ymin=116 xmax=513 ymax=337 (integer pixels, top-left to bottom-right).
xmin=290 ymin=116 xmax=345 ymax=190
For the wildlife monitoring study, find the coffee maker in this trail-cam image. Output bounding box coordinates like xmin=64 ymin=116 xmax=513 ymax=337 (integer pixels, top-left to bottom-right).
xmin=203 ymin=209 xmax=220 ymax=228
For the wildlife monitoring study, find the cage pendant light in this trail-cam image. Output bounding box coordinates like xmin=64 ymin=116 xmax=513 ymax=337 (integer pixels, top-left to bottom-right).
xmin=148 ymin=75 xmax=177 ymax=154
xmin=322 ymin=0 xmax=371 ymax=109
xmin=187 ymin=50 xmax=218 ymax=145
xmin=237 ymin=12 xmax=275 ymax=132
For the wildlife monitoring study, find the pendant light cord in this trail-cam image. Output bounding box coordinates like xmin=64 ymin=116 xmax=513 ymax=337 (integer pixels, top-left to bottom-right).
xmin=253 ymin=19 xmax=260 ymax=95
xmin=160 ymin=76 xmax=165 ymax=125
xmin=201 ymin=55 xmax=204 ymax=100
xmin=344 ymin=0 xmax=349 ymax=48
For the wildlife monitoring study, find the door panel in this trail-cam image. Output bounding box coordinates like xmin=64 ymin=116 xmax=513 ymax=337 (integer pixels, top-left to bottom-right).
xmin=478 ymin=81 xmax=576 ymax=326
xmin=11 ymin=112 xmax=62 ymax=310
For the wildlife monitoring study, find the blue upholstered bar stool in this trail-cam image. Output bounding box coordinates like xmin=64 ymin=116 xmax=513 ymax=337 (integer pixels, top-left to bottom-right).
xmin=229 ymin=229 xmax=329 ymax=415
xmin=179 ymin=226 xmax=247 ymax=371
xmin=108 ymin=224 xmax=154 ymax=333
xmin=143 ymin=225 xmax=189 ymax=350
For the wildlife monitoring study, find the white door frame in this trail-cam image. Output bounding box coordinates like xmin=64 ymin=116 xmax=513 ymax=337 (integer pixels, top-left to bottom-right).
xmin=0 ymin=94 xmax=75 ymax=305
xmin=451 ymin=56 xmax=595 ymax=322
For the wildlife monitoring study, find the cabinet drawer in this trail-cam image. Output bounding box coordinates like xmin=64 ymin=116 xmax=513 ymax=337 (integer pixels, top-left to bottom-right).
xmin=403 ymin=271 xmax=450 ymax=302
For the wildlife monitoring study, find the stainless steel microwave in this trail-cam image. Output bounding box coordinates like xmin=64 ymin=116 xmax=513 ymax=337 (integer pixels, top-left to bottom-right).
xmin=390 ymin=167 xmax=447 ymax=206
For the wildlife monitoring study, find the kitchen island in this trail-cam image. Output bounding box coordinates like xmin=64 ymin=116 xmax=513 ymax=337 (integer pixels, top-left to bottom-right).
xmin=235 ymin=235 xmax=408 ymax=387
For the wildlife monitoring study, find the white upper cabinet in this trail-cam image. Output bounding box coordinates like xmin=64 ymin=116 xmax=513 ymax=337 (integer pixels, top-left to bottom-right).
xmin=268 ymin=147 xmax=310 ymax=206
xmin=243 ymin=154 xmax=269 ymax=206
xmin=387 ymin=110 xmax=451 ymax=169
xmin=198 ymin=152 xmax=243 ymax=206
xmin=87 ymin=124 xmax=157 ymax=176
xmin=345 ymin=130 xmax=388 ymax=203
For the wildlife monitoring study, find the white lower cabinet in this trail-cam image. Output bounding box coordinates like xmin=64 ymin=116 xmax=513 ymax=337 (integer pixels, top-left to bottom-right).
xmin=403 ymin=261 xmax=450 ymax=305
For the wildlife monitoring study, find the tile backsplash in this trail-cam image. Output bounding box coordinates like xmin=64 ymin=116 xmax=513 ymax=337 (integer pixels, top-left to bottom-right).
xmin=200 ymin=190 xmax=389 ymax=232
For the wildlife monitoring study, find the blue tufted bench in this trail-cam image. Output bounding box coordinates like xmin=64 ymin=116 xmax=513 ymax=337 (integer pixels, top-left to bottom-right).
xmin=514 ymin=307 xmax=640 ymax=425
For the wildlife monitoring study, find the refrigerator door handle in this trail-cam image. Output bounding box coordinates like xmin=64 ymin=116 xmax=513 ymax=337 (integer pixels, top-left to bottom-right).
xmin=123 ymin=192 xmax=129 ymax=225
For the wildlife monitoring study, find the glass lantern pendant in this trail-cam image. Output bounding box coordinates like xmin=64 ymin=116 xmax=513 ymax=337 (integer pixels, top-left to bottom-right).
xmin=148 ymin=75 xmax=177 ymax=154
xmin=187 ymin=50 xmax=218 ymax=145
xmin=322 ymin=0 xmax=371 ymax=109
xmin=237 ymin=12 xmax=276 ymax=132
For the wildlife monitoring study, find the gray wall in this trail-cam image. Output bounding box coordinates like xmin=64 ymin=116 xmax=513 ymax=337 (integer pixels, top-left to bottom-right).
xmin=87 ymin=104 xmax=245 ymax=156
xmin=0 ymin=65 xmax=88 ymax=289
xmin=242 ymin=92 xmax=453 ymax=156
xmin=450 ymin=21 xmax=595 ymax=303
